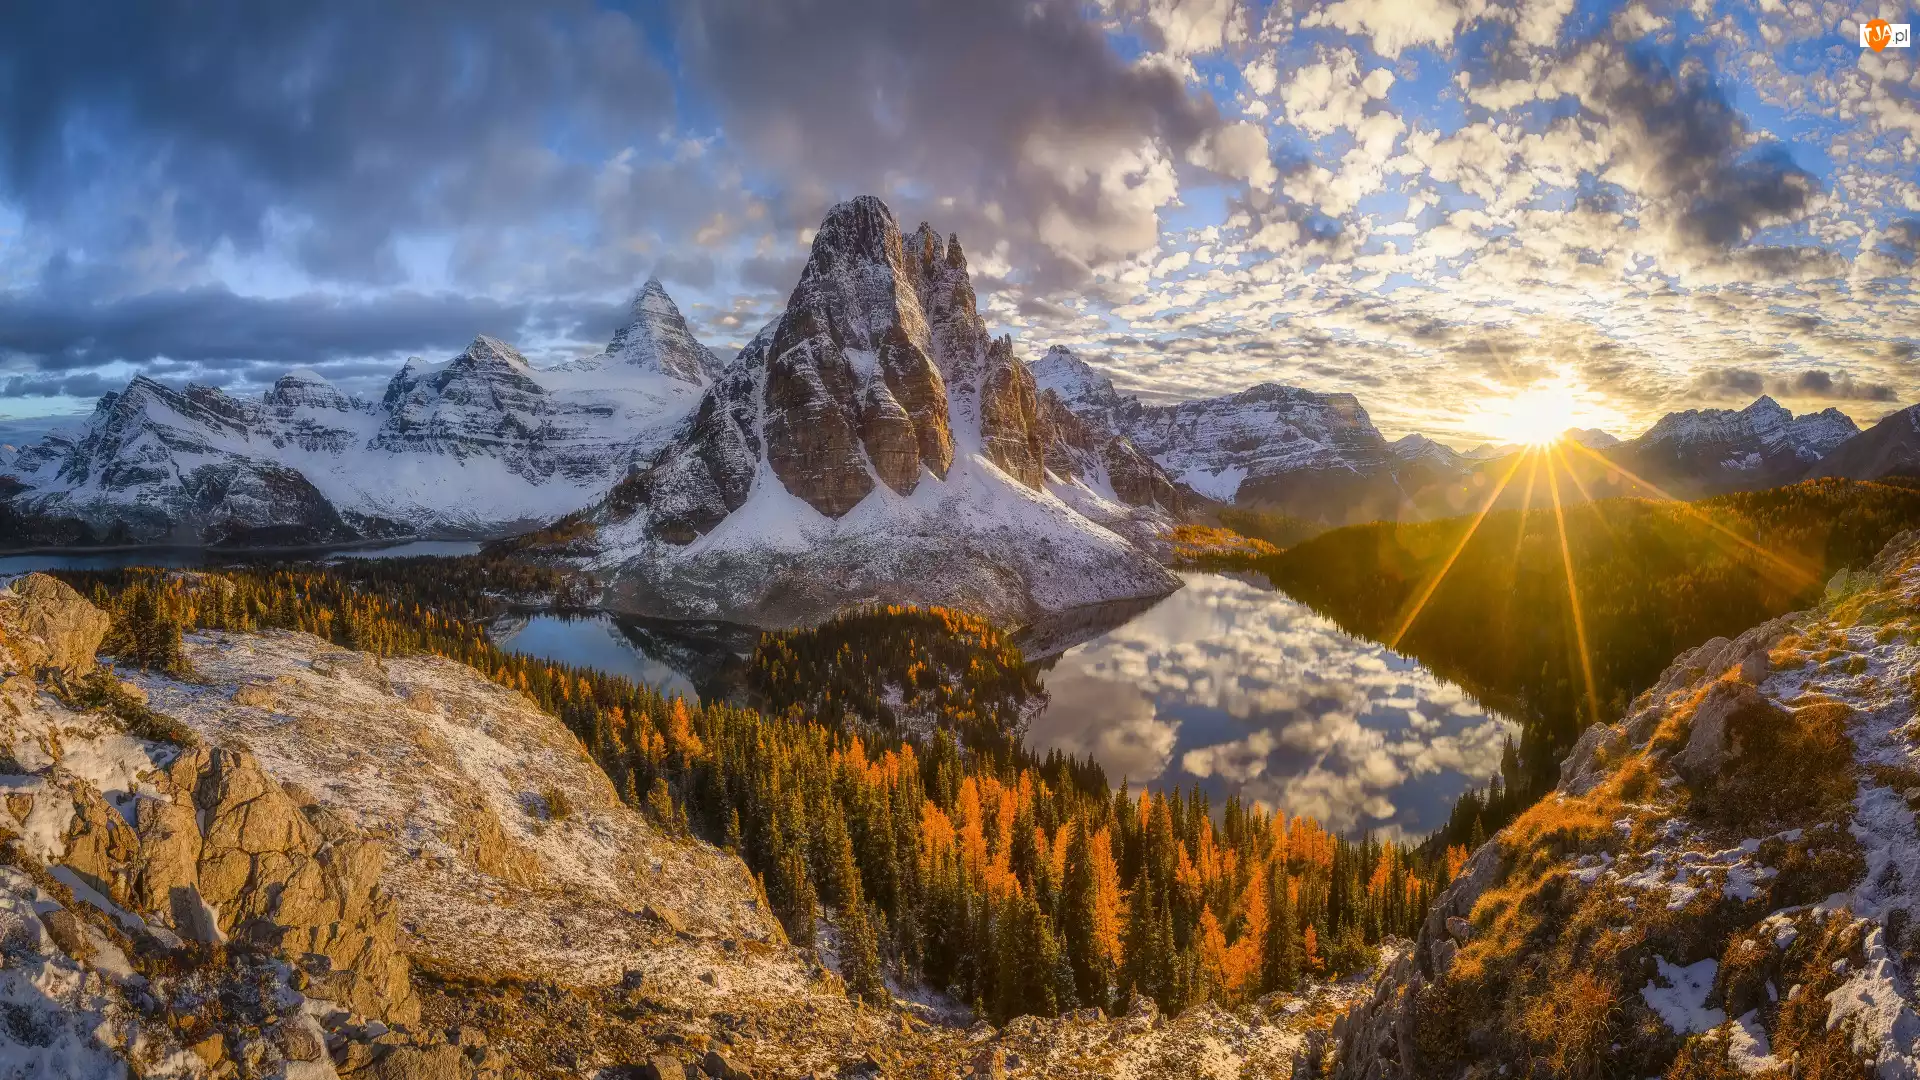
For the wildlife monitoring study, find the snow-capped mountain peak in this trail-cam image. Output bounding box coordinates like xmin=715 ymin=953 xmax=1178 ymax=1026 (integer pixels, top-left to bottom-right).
xmin=557 ymin=195 xmax=1180 ymax=627
xmin=1032 ymin=346 xmax=1129 ymax=421
xmin=1566 ymin=427 xmax=1620 ymax=449
xmin=1391 ymin=433 xmax=1466 ymax=468
xmin=579 ymin=277 xmax=723 ymax=384
xmin=1638 ymin=394 xmax=1858 ymax=462
xmin=266 ymin=368 xmax=359 ymax=411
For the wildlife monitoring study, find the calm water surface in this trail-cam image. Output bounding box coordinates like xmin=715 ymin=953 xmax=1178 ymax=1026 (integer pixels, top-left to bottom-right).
xmin=492 ymin=613 xmax=703 ymax=703
xmin=491 ymin=573 xmax=1515 ymax=839
xmin=1025 ymin=572 xmax=1514 ymax=839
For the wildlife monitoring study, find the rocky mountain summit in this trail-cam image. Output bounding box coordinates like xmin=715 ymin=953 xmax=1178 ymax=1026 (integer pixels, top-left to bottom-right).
xmin=1809 ymin=404 xmax=1920 ymax=485
xmin=561 ymin=278 xmax=723 ymax=384
xmin=1327 ymin=532 xmax=1920 ymax=1078
xmin=549 ymin=196 xmax=1185 ymax=628
xmin=0 ymin=285 xmax=714 ymax=546
xmin=1609 ymin=394 xmax=1861 ymax=495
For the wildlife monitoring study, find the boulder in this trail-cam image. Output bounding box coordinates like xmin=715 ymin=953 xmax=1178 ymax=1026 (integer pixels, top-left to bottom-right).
xmin=117 ymin=744 xmax=417 ymax=1023
xmin=1557 ymin=723 xmax=1624 ymax=796
xmin=1672 ymin=681 xmax=1779 ymax=781
xmin=640 ymin=1056 xmax=690 ymax=1080
xmin=367 ymin=1045 xmax=463 ymax=1080
xmin=0 ymin=573 xmax=110 ymax=678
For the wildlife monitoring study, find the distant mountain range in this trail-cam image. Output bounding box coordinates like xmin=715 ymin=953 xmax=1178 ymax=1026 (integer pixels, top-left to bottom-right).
xmin=0 ymin=280 xmax=717 ymax=545
xmin=0 ymin=194 xmax=1911 ymax=624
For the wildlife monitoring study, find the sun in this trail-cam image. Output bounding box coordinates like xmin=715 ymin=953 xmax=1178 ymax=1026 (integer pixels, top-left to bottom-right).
xmin=1471 ymin=381 xmax=1583 ymax=447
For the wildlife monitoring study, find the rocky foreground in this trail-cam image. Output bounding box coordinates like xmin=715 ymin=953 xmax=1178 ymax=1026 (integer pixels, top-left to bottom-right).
xmin=0 ymin=574 xmax=1376 ymax=1079
xmin=1329 ymin=536 xmax=1920 ymax=1077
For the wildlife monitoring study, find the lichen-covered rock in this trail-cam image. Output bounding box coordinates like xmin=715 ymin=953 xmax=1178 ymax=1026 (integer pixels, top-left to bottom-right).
xmin=1558 ymin=722 xmax=1625 ymax=796
xmin=1670 ymin=680 xmax=1779 ymax=781
xmin=0 ymin=572 xmax=111 ymax=678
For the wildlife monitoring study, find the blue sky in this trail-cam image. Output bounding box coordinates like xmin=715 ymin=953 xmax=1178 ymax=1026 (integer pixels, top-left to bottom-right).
xmin=0 ymin=0 xmax=1915 ymax=447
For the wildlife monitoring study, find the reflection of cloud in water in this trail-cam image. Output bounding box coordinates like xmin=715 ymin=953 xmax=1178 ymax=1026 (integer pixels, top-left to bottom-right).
xmin=1024 ymin=670 xmax=1177 ymax=783
xmin=1031 ymin=573 xmax=1515 ymax=838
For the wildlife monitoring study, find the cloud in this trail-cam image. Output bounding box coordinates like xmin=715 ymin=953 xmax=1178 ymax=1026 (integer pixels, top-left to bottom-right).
xmin=1025 ymin=670 xmax=1178 ymax=783
xmin=675 ymin=0 xmax=1230 ymax=284
xmin=1109 ymin=0 xmax=1248 ymax=55
xmin=0 ymin=3 xmax=675 ymax=288
xmin=1182 ymin=730 xmax=1278 ymax=781
xmin=1692 ymin=367 xmax=1898 ymax=403
xmin=0 ymin=286 xmax=618 ymax=392
xmin=1302 ymin=0 xmax=1490 ymax=57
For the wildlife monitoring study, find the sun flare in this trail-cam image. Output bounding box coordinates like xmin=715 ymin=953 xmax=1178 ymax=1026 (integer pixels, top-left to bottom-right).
xmin=1467 ymin=377 xmax=1620 ymax=448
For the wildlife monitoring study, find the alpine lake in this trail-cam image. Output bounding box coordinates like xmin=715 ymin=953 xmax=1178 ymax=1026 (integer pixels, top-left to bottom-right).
xmin=2 ymin=543 xmax=1513 ymax=840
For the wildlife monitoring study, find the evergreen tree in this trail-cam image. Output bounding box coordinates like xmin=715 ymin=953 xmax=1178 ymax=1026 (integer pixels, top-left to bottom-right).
xmin=1263 ymin=864 xmax=1299 ymax=993
xmin=1060 ymin=823 xmax=1113 ymax=1012
xmin=838 ymin=886 xmax=885 ymax=1004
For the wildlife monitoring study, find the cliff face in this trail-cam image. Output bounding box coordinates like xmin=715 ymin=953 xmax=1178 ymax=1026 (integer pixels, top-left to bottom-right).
xmin=761 ymin=195 xmax=955 ymax=514
xmin=1329 ymin=537 xmax=1920 ymax=1079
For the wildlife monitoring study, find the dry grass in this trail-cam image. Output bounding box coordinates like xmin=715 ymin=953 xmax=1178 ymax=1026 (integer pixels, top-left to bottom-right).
xmin=1698 ymin=699 xmax=1857 ymax=831
xmin=1515 ymin=969 xmax=1617 ymax=1078
xmin=1765 ymin=915 xmax=1875 ymax=1080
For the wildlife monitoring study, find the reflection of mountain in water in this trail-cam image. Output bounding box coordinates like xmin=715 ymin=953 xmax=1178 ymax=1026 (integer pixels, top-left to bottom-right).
xmin=1015 ymin=587 xmax=1174 ymax=662
xmin=607 ymin=615 xmax=758 ymax=704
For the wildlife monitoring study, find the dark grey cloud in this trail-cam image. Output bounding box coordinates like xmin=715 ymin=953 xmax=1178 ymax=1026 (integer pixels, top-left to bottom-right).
xmin=0 ymin=2 xmax=673 ymax=288
xmin=0 ymin=415 xmax=84 ymax=447
xmin=739 ymin=254 xmax=809 ymax=296
xmin=0 ymin=286 xmax=608 ymax=384
xmin=1691 ymin=367 xmax=1766 ymax=398
xmin=1781 ymin=369 xmax=1898 ymax=402
xmin=0 ymin=372 xmax=127 ymax=400
xmin=675 ymin=0 xmax=1226 ymax=287
xmin=1693 ymin=366 xmax=1897 ymax=403
xmin=1579 ymin=46 xmax=1818 ymax=254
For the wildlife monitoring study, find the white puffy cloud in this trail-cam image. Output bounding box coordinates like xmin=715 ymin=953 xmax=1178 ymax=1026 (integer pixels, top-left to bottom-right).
xmin=1302 ymin=0 xmax=1491 ymax=57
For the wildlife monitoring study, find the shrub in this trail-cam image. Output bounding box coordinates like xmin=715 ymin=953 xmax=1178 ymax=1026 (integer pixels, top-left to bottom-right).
xmin=63 ymin=669 xmax=199 ymax=747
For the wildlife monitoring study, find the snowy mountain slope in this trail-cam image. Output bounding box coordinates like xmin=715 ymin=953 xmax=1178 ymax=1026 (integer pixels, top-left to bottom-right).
xmin=547 ymin=196 xmax=1181 ymax=628
xmin=1032 ymin=345 xmax=1416 ymax=520
xmin=1807 ymin=404 xmax=1920 ymax=483
xmin=0 ymin=284 xmax=711 ymax=545
xmin=1608 ymin=394 xmax=1859 ymax=494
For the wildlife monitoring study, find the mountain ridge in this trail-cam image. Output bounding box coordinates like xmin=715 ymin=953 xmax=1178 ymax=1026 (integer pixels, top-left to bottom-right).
xmin=0 ymin=288 xmax=716 ymax=545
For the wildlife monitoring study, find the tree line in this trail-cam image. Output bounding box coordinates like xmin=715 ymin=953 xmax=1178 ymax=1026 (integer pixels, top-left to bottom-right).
xmin=60 ymin=562 xmax=1453 ymax=1023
